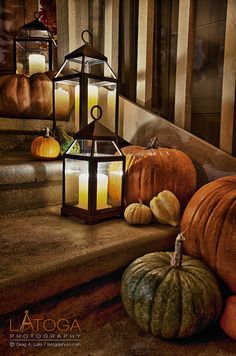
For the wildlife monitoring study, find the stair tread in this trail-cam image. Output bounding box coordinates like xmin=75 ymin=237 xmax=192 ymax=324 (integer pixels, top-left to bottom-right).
xmin=0 ymin=206 xmax=178 ymax=315
xmin=0 ymin=151 xmax=62 ymax=186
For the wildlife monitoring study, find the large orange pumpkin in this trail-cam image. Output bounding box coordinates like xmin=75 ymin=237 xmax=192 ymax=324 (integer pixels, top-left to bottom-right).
xmin=181 ymin=175 xmax=236 ymax=293
xmin=120 ymin=138 xmax=196 ymax=208
xmin=0 ymin=72 xmax=54 ymax=118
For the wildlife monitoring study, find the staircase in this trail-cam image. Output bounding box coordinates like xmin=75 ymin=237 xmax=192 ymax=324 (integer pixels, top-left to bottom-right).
xmin=0 ymin=149 xmax=178 ymax=324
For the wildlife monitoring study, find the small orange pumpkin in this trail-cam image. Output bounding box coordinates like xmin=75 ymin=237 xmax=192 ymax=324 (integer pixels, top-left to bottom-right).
xmin=220 ymin=296 xmax=236 ymax=340
xmin=120 ymin=137 xmax=196 ymax=208
xmin=31 ymin=128 xmax=60 ymax=160
xmin=124 ymin=201 xmax=152 ymax=225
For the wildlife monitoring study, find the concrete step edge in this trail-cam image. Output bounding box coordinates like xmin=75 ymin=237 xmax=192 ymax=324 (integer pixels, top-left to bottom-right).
xmin=0 ymin=160 xmax=62 ymax=186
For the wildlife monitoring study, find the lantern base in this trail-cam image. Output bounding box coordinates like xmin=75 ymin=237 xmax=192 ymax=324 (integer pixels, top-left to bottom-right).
xmin=61 ymin=205 xmax=124 ymax=225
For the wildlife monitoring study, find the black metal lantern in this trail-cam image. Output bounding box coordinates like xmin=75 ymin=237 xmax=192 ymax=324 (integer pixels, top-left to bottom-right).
xmin=61 ymin=105 xmax=126 ymax=224
xmin=13 ymin=12 xmax=57 ymax=76
xmin=52 ymin=30 xmax=119 ymax=132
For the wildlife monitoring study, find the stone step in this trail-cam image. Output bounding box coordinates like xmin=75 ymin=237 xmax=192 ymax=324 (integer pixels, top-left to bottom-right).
xmin=0 ymin=152 xmax=62 ymax=214
xmin=0 ymin=206 xmax=179 ymax=316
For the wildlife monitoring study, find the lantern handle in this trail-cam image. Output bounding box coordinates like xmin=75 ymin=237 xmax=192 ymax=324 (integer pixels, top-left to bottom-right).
xmin=91 ymin=105 xmax=102 ymax=121
xmin=34 ymin=11 xmax=41 ymax=19
xmin=81 ymin=30 xmax=93 ymax=46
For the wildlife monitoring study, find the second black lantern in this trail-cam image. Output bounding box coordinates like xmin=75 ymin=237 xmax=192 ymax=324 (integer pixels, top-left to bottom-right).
xmin=52 ymin=30 xmax=119 ymax=132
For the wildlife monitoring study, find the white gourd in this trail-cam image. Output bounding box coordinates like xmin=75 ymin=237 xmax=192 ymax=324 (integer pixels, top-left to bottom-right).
xmin=150 ymin=190 xmax=180 ymax=226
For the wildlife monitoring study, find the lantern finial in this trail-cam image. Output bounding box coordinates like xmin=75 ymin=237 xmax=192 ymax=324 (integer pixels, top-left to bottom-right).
xmin=81 ymin=30 xmax=93 ymax=46
xmin=34 ymin=11 xmax=41 ymax=19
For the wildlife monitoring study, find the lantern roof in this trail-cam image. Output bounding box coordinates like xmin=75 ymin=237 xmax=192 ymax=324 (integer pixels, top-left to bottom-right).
xmin=16 ymin=12 xmax=54 ymax=40
xmin=20 ymin=18 xmax=49 ymax=32
xmin=65 ymin=43 xmax=107 ymax=62
xmin=74 ymin=119 xmax=116 ymax=141
xmin=65 ymin=30 xmax=107 ymax=61
xmin=74 ymin=105 xmax=116 ymax=141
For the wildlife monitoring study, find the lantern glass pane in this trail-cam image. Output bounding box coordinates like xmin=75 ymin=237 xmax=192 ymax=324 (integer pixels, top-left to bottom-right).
xmin=16 ymin=29 xmax=52 ymax=39
xmin=96 ymin=161 xmax=123 ymax=209
xmin=67 ymin=139 xmax=92 ymax=156
xmin=87 ymin=78 xmax=117 ymax=131
xmin=54 ymin=77 xmax=80 ymax=122
xmin=94 ymin=140 xmax=122 ymax=156
xmin=56 ymin=59 xmax=82 ymax=77
xmin=65 ymin=158 xmax=89 ymax=210
xmin=87 ymin=79 xmax=98 ymax=123
xmin=85 ymin=57 xmax=116 ymax=78
xmin=52 ymin=44 xmax=57 ymax=69
xmin=16 ymin=40 xmax=50 ymax=75
xmin=16 ymin=28 xmax=53 ymax=40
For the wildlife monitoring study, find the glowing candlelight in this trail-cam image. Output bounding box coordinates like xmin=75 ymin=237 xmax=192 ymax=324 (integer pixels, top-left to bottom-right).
xmin=55 ymin=88 xmax=70 ymax=120
xmin=107 ymin=90 xmax=116 ymax=120
xmin=78 ymin=173 xmax=108 ymax=210
xmin=29 ymin=54 xmax=45 ymax=75
xmin=88 ymin=85 xmax=98 ymax=122
xmin=75 ymin=85 xmax=80 ymax=122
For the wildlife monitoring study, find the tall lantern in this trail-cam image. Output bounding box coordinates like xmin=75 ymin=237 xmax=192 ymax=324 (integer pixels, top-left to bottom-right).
xmin=52 ymin=30 xmax=119 ymax=133
xmin=13 ymin=12 xmax=57 ymax=76
xmin=61 ymin=105 xmax=126 ymax=224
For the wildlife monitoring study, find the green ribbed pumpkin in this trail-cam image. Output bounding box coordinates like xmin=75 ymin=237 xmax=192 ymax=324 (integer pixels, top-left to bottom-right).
xmin=121 ymin=234 xmax=222 ymax=339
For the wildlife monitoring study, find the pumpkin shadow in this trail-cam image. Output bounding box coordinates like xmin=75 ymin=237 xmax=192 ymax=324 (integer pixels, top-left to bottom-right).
xmin=167 ymin=321 xmax=236 ymax=356
xmin=171 ymin=322 xmax=224 ymax=345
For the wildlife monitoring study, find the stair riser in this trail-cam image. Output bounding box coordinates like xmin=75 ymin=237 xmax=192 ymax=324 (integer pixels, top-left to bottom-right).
xmin=0 ymin=183 xmax=62 ymax=214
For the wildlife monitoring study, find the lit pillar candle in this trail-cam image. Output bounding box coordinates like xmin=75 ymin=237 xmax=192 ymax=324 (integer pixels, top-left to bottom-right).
xmin=96 ymin=174 xmax=108 ymax=210
xmin=29 ymin=54 xmax=46 ymax=75
xmin=88 ymin=85 xmax=98 ymax=122
xmin=75 ymin=85 xmax=80 ymax=124
xmin=55 ymin=88 xmax=70 ymax=120
xmin=107 ymin=90 xmax=116 ymax=120
xmin=78 ymin=174 xmax=89 ymax=209
xmin=78 ymin=173 xmax=108 ymax=210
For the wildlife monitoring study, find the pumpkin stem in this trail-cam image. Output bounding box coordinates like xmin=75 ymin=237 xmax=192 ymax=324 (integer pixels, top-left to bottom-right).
xmin=138 ymin=199 xmax=143 ymax=205
xmin=171 ymin=233 xmax=185 ymax=268
xmin=146 ymin=137 xmax=159 ymax=149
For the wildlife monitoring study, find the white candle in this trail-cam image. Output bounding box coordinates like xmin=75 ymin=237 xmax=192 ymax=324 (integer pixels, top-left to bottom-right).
xmin=78 ymin=174 xmax=89 ymax=210
xmin=75 ymin=85 xmax=80 ymax=125
xmin=78 ymin=173 xmax=108 ymax=210
xmin=96 ymin=174 xmax=108 ymax=210
xmin=29 ymin=54 xmax=46 ymax=75
xmin=107 ymin=90 xmax=116 ymax=121
xmin=88 ymin=85 xmax=98 ymax=122
xmin=55 ymin=88 xmax=70 ymax=120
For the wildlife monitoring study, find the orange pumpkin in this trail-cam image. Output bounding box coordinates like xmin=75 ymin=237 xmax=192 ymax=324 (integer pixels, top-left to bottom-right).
xmin=31 ymin=128 xmax=60 ymax=160
xmin=220 ymin=296 xmax=236 ymax=340
xmin=0 ymin=72 xmax=54 ymax=118
xmin=181 ymin=175 xmax=236 ymax=293
xmin=120 ymin=138 xmax=196 ymax=208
